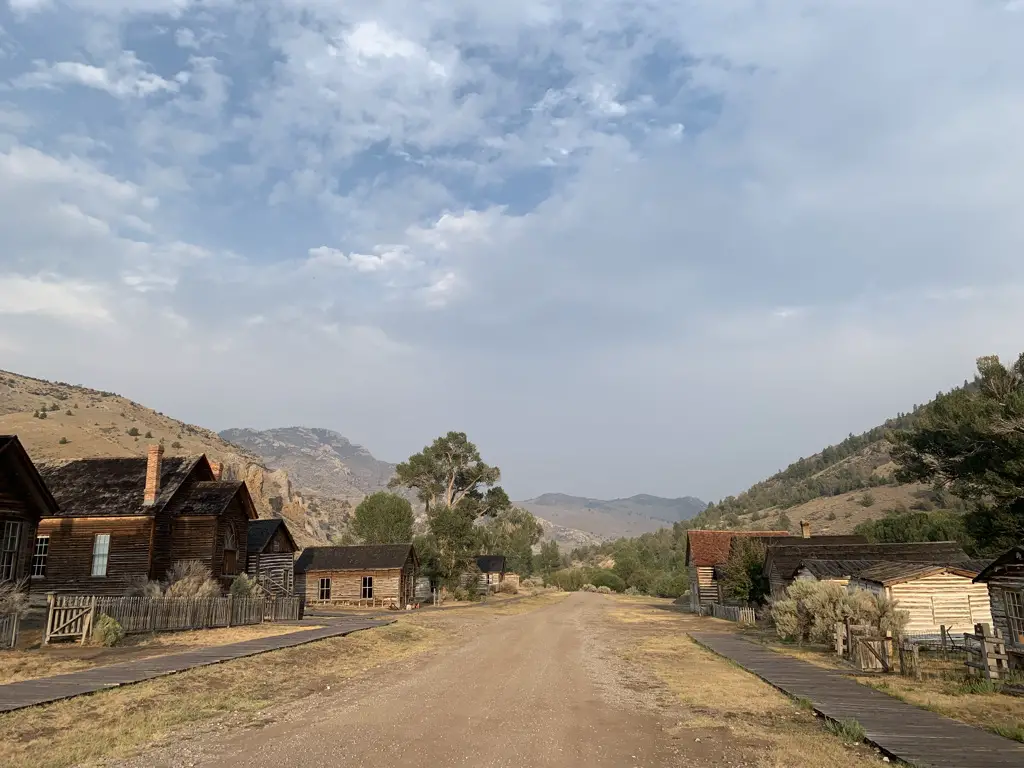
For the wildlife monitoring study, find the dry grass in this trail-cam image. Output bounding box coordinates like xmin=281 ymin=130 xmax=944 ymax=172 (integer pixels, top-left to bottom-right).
xmin=605 ymin=600 xmax=886 ymax=767
xmin=0 ymin=623 xmax=318 ymax=684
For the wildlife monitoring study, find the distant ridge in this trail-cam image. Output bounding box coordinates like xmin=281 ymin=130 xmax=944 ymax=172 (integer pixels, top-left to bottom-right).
xmin=520 ymin=492 xmax=706 ymax=540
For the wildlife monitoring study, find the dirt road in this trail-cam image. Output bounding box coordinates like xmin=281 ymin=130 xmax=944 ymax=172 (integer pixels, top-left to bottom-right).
xmin=133 ymin=593 xmax=684 ymax=768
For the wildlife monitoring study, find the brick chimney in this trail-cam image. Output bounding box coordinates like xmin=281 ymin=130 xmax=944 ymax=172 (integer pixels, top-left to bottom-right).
xmin=209 ymin=460 xmax=223 ymax=481
xmin=143 ymin=444 xmax=164 ymax=506
xmin=800 ymin=520 xmax=811 ymax=538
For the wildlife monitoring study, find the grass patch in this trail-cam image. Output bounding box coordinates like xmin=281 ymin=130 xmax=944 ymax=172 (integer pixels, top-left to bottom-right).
xmin=992 ymin=723 xmax=1024 ymax=743
xmin=824 ymin=718 xmax=866 ymax=743
xmin=796 ymin=696 xmax=815 ymax=711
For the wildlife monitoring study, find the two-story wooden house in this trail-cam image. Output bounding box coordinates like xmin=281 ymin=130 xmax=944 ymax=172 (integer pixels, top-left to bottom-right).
xmin=0 ymin=436 xmax=60 ymax=585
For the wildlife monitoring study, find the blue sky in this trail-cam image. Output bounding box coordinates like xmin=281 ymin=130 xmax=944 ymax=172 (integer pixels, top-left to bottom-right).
xmin=1 ymin=1 xmax=1024 ymax=503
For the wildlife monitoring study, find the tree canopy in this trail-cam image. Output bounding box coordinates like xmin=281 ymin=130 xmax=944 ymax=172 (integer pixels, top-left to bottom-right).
xmin=480 ymin=507 xmax=543 ymax=576
xmin=352 ymin=492 xmax=415 ymax=545
xmin=891 ymin=353 xmax=1024 ymax=553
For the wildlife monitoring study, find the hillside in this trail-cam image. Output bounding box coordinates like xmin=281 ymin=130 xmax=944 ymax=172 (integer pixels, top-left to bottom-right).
xmin=519 ymin=493 xmax=706 ymax=541
xmin=0 ymin=370 xmax=351 ymax=546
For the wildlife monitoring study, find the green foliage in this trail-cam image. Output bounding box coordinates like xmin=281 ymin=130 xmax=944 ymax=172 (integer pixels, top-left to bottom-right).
xmin=479 ymin=507 xmax=543 ymax=576
xmin=719 ymin=539 xmax=768 ymax=605
xmin=858 ymin=492 xmax=875 ymax=507
xmin=547 ymin=567 xmax=626 ymax=592
xmin=587 ymin=568 xmax=626 ymax=592
xmin=171 ymin=441 xmax=183 ymax=449
xmin=229 ymin=573 xmax=259 ymax=598
xmin=91 ymin=614 xmax=125 ymax=647
xmin=571 ymin=521 xmax=690 ymax=597
xmin=390 ymin=431 xmax=507 ymax=517
xmin=853 ymin=510 xmax=976 ymax=554
xmin=65 ymin=409 xmax=73 ymax=416
xmin=771 ymin=581 xmax=908 ymax=643
xmin=144 ymin=431 xmax=153 ymax=439
xmin=127 ymin=427 xmax=140 ymax=437
xmin=773 ymin=512 xmax=792 ymax=532
xmin=534 ymin=540 xmax=565 ymax=574
xmin=890 ymin=354 xmax=1024 ymax=553
xmin=37 ymin=410 xmax=47 ymax=420
xmin=353 ymin=492 xmax=415 ymax=545
xmin=424 ymin=504 xmax=479 ymax=588
xmin=824 ymin=718 xmax=866 ymax=743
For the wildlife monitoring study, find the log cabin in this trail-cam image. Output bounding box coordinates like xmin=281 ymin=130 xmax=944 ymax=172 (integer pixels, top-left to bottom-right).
xmin=848 ymin=562 xmax=993 ymax=635
xmin=0 ymin=436 xmax=60 ymax=585
xmin=685 ymin=529 xmax=789 ymax=611
xmin=763 ymin=540 xmax=968 ymax=598
xmin=475 ymin=555 xmax=506 ymax=592
xmin=974 ymin=547 xmax=1024 ymax=669
xmin=34 ymin=445 xmax=258 ymax=595
xmin=246 ymin=518 xmax=298 ymax=596
xmin=295 ymin=544 xmax=417 ymax=608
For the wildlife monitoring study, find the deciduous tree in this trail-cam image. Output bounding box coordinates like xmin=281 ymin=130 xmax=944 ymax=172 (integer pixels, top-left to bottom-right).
xmin=352 ymin=492 xmax=415 ymax=544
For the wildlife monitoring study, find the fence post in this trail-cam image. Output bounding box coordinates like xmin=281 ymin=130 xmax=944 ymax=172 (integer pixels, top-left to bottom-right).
xmin=844 ymin=619 xmax=852 ymax=661
xmin=81 ymin=596 xmax=97 ymax=646
xmin=44 ymin=593 xmax=54 ymax=646
xmin=913 ymin=644 xmax=921 ymax=682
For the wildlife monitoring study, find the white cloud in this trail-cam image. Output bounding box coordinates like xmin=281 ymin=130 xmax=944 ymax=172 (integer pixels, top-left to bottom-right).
xmin=0 ymin=275 xmax=111 ymax=322
xmin=307 ymin=244 xmax=419 ymax=273
xmin=15 ymin=52 xmax=179 ymax=98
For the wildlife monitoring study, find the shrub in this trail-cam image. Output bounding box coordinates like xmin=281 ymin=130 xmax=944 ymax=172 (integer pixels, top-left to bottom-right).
xmin=623 ymin=586 xmax=641 ymax=596
xmin=520 ymin=577 xmax=543 ymax=589
xmin=91 ymin=614 xmax=125 ymax=647
xmin=580 ymin=583 xmax=598 ymax=592
xmin=125 ymin=577 xmax=164 ymax=598
xmin=498 ymin=581 xmax=519 ymax=595
xmin=164 ymin=560 xmax=222 ymax=599
xmin=65 ymin=410 xmax=73 ymax=416
xmin=229 ymin=573 xmax=259 ymax=598
xmin=59 ymin=437 xmax=69 ymax=445
xmin=127 ymin=427 xmax=140 ymax=437
xmin=596 ymin=585 xmax=612 ymax=594
xmin=452 ymin=586 xmax=470 ymax=602
xmin=171 ymin=441 xmax=182 ymax=449
xmin=37 ymin=411 xmax=47 ymax=420
xmin=825 ymin=718 xmax=865 ymax=743
xmin=144 ymin=431 xmax=153 ymax=439
xmin=826 ymin=511 xmax=837 ymax=521
xmin=770 ymin=580 xmax=908 ymax=643
xmin=0 ymin=580 xmax=30 ymax=617
xmin=547 ymin=568 xmax=588 ymax=592
xmin=587 ymin=568 xmax=626 ymax=593
xmin=858 ymin=492 xmax=875 ymax=507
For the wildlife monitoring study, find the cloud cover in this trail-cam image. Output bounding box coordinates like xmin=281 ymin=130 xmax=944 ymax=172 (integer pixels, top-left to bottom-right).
xmin=1 ymin=0 xmax=1023 ymax=501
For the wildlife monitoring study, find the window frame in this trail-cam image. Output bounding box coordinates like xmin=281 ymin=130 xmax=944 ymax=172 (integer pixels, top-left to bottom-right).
xmin=30 ymin=535 xmax=49 ymax=579
xmin=361 ymin=575 xmax=374 ymax=600
xmin=91 ymin=533 xmax=111 ymax=577
xmin=318 ymin=577 xmax=332 ymax=601
xmin=222 ymin=526 xmax=238 ymax=576
xmin=1005 ymin=589 xmax=1024 ymax=647
xmin=0 ymin=520 xmax=22 ymax=582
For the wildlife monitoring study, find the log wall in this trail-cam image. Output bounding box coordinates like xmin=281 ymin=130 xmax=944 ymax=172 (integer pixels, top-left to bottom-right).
xmin=985 ymin=572 xmax=1024 ymax=661
xmin=303 ymin=568 xmax=403 ymax=605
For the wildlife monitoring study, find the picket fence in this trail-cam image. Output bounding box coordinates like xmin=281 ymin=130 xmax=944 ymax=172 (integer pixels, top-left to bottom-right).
xmin=708 ymin=603 xmax=756 ymax=625
xmin=0 ymin=613 xmax=19 ymax=649
xmin=45 ymin=594 xmax=302 ymax=644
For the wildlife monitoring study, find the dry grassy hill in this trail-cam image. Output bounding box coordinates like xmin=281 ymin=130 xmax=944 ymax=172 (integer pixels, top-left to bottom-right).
xmin=0 ymin=370 xmax=351 ymax=546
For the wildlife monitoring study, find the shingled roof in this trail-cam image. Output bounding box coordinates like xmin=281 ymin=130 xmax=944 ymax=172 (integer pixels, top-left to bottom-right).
xmin=476 ymin=555 xmax=506 ymax=573
xmin=766 ymin=541 xmax=970 ymax=582
xmin=974 ymin=546 xmax=1024 ymax=583
xmin=0 ymin=435 xmax=60 ymax=517
xmin=794 ymin=559 xmax=887 ymax=579
xmin=247 ymin=518 xmax=297 ymax=554
xmin=854 ymin=561 xmax=981 ymax=586
xmin=37 ymin=456 xmax=205 ymax=517
xmin=295 ymin=544 xmax=415 ymax=573
xmin=685 ymin=530 xmax=790 ymax=567
xmin=166 ymin=481 xmax=259 ymax=520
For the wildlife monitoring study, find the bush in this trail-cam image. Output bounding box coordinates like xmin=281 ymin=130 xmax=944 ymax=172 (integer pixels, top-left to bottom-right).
xmin=547 ymin=568 xmax=588 ymax=592
xmin=596 ymin=585 xmax=612 ymax=594
xmin=164 ymin=560 xmax=222 ymax=599
xmin=37 ymin=411 xmax=47 ymax=420
xmin=0 ymin=580 xmax=30 ymax=617
xmin=171 ymin=441 xmax=182 ymax=449
xmin=770 ymin=580 xmax=909 ymax=643
xmin=858 ymin=492 xmax=875 ymax=507
xmin=144 ymin=431 xmax=153 ymax=439
xmin=229 ymin=573 xmax=259 ymax=598
xmin=127 ymin=427 xmax=140 ymax=437
xmin=520 ymin=577 xmax=543 ymax=589
xmin=652 ymin=571 xmax=689 ymax=598
xmin=498 ymin=581 xmax=519 ymax=595
xmin=580 ymin=583 xmax=598 ymax=592
xmin=126 ymin=577 xmax=164 ymax=598
xmin=452 ymin=586 xmax=471 ymax=602
xmin=91 ymin=614 xmax=125 ymax=647
xmin=623 ymin=586 xmax=641 ymax=596
xmin=587 ymin=569 xmax=626 ymax=593
xmin=825 ymin=718 xmax=866 ymax=743
xmin=65 ymin=410 xmax=73 ymax=416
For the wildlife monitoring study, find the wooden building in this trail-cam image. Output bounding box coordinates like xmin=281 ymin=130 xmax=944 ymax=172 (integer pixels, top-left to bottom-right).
xmin=0 ymin=436 xmax=60 ymax=585
xmin=685 ymin=529 xmax=789 ymax=611
xmin=35 ymin=445 xmax=258 ymax=595
xmin=793 ymin=559 xmax=886 ymax=589
xmin=848 ymin=562 xmax=993 ymax=635
xmin=764 ymin=540 xmax=966 ymax=598
xmin=295 ymin=544 xmax=417 ymax=608
xmin=974 ymin=547 xmax=1024 ymax=668
xmin=475 ymin=555 xmax=506 ymax=592
xmin=246 ymin=519 xmax=298 ymax=596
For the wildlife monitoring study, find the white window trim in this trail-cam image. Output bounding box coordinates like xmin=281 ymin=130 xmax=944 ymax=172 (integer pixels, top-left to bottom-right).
xmin=91 ymin=533 xmax=111 ymax=578
xmin=30 ymin=535 xmax=49 ymax=579
xmin=1005 ymin=589 xmax=1024 ymax=647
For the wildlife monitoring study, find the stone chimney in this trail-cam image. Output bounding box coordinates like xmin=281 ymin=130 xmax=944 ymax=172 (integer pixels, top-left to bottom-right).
xmin=209 ymin=460 xmax=223 ymax=481
xmin=800 ymin=520 xmax=811 ymax=538
xmin=143 ymin=444 xmax=164 ymax=506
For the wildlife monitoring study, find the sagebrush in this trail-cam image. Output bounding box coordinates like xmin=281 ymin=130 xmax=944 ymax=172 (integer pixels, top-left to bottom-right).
xmin=0 ymin=580 xmax=30 ymax=617
xmin=91 ymin=614 xmax=125 ymax=647
xmin=770 ymin=580 xmax=908 ymax=643
xmin=164 ymin=561 xmax=222 ymax=599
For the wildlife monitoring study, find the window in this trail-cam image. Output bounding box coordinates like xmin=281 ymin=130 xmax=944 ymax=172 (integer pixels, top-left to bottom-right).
xmin=1006 ymin=590 xmax=1024 ymax=646
xmin=91 ymin=534 xmax=110 ymax=577
xmin=0 ymin=521 xmax=22 ymax=581
xmin=318 ymin=577 xmax=332 ymax=601
xmin=223 ymin=527 xmax=237 ymax=575
xmin=31 ymin=535 xmax=49 ymax=578
xmin=361 ymin=575 xmax=374 ymax=600
xmin=271 ymin=539 xmax=281 ymax=553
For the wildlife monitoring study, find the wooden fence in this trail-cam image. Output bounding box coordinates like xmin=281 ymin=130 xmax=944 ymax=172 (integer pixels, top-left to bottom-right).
xmin=964 ymin=623 xmax=1008 ymax=682
xmin=708 ymin=603 xmax=756 ymax=624
xmin=45 ymin=594 xmax=302 ymax=644
xmin=0 ymin=613 xmax=19 ymax=650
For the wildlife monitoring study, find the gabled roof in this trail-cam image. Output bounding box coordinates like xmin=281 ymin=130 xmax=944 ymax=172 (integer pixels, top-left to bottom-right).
xmin=37 ymin=454 xmax=209 ymax=517
xmin=247 ymin=518 xmax=298 ymax=554
xmin=295 ymin=544 xmax=415 ymax=573
xmin=167 ymin=481 xmax=259 ymax=520
xmin=766 ymin=541 xmax=970 ymax=582
xmin=974 ymin=547 xmax=1024 ymax=583
xmin=476 ymin=555 xmax=506 ymax=573
xmin=685 ymin=530 xmax=790 ymax=567
xmin=0 ymin=435 xmax=59 ymax=517
xmin=796 ymin=559 xmax=887 ymax=579
xmin=854 ymin=561 xmax=981 ymax=586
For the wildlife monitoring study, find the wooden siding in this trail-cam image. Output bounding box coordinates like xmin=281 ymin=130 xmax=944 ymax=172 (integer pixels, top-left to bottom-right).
xmin=768 ymin=565 xmax=791 ymax=598
xmin=694 ymin=566 xmax=717 ymax=605
xmin=303 ymin=568 xmax=404 ymax=603
xmin=985 ymin=572 xmax=1024 ymax=665
xmin=0 ymin=472 xmax=40 ymax=583
xmin=36 ymin=516 xmax=154 ymax=595
xmin=211 ymin=498 xmax=251 ymax=580
xmin=794 ymin=568 xmax=851 ymax=589
xmin=169 ymin=516 xmax=216 ymax=575
xmin=850 ymin=572 xmax=993 ymax=635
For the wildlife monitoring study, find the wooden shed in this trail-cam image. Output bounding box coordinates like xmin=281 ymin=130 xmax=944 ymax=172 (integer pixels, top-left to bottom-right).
xmin=35 ymin=445 xmax=258 ymax=595
xmin=684 ymin=530 xmax=789 ymax=611
xmin=246 ymin=519 xmax=298 ymax=596
xmin=295 ymin=544 xmax=417 ymax=608
xmin=475 ymin=555 xmax=506 ymax=592
xmin=974 ymin=547 xmax=1024 ymax=669
xmin=848 ymin=562 xmax=993 ymax=635
xmin=0 ymin=436 xmax=60 ymax=585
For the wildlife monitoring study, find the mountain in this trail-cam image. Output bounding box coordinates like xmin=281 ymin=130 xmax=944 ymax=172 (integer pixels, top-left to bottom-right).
xmin=219 ymin=427 xmax=396 ymax=501
xmin=0 ymin=370 xmax=351 ymax=546
xmin=519 ymin=493 xmax=707 ymax=541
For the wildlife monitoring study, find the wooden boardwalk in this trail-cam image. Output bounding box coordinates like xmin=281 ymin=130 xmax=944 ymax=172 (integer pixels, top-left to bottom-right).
xmin=691 ymin=632 xmax=1024 ymax=768
xmin=0 ymin=616 xmax=393 ymax=713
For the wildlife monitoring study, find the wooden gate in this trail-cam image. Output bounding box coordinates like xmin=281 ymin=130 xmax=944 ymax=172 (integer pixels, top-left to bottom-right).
xmin=0 ymin=613 xmax=19 ymax=649
xmin=44 ymin=595 xmax=96 ymax=645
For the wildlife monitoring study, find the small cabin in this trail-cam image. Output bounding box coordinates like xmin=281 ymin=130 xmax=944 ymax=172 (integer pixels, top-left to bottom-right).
xmin=974 ymin=547 xmax=1024 ymax=669
xmin=849 ymin=562 xmax=993 ymax=635
xmin=0 ymin=436 xmax=60 ymax=586
xmin=295 ymin=544 xmax=418 ymax=608
xmin=684 ymin=529 xmax=789 ymax=611
xmin=246 ymin=519 xmax=298 ymax=596
xmin=475 ymin=555 xmax=506 ymax=592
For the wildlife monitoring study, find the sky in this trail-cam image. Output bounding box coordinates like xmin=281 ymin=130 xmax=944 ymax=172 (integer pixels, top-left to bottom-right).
xmin=1 ymin=1 xmax=1024 ymax=504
